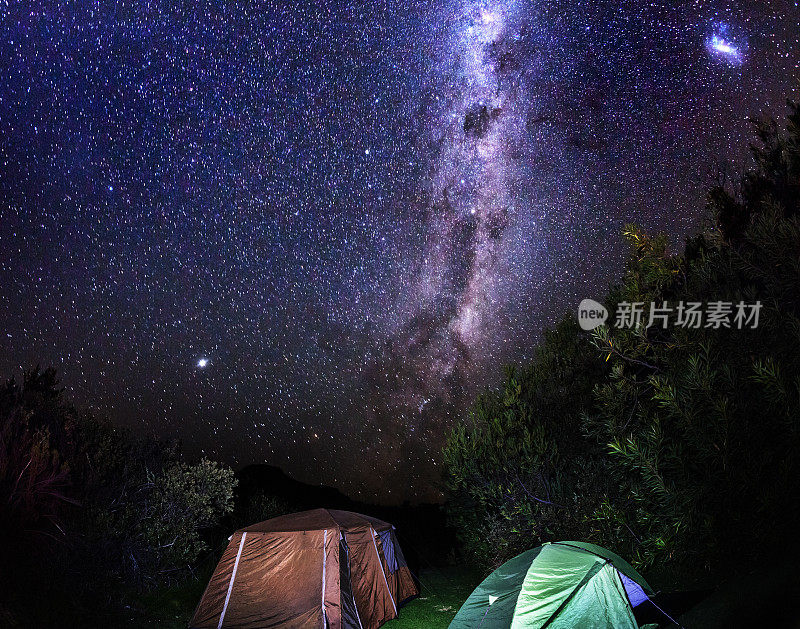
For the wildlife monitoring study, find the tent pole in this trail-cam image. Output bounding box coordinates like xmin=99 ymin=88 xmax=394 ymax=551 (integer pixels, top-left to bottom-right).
xmin=370 ymin=527 xmax=397 ymax=616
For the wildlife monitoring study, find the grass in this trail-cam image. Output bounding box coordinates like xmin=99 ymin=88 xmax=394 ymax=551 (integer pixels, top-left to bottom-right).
xmin=115 ymin=565 xmax=479 ymax=628
xmin=120 ymin=575 xmax=209 ymax=628
xmin=389 ymin=567 xmax=481 ymax=628
xmin=15 ymin=553 xmax=800 ymax=628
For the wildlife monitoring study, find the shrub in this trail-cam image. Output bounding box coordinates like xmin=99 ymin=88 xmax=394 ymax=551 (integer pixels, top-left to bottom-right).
xmin=444 ymin=99 xmax=800 ymax=580
xmin=235 ymin=489 xmax=290 ymax=528
xmin=443 ymin=319 xmax=610 ymax=570
xmin=0 ymin=366 xmax=242 ymax=622
xmin=0 ymin=368 xmax=75 ymax=548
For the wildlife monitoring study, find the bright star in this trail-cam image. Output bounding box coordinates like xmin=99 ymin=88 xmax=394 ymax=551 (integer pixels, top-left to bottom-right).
xmin=197 ymin=358 xmax=209 ymax=368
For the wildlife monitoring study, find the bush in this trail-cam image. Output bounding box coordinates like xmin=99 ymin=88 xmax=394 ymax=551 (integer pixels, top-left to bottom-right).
xmin=0 ymin=367 xmax=241 ymax=623
xmin=234 ymin=489 xmax=290 ymax=529
xmin=67 ymin=425 xmax=238 ymax=589
xmin=142 ymin=459 xmax=237 ymax=577
xmin=444 ymin=99 xmax=800 ymax=581
xmin=0 ymin=368 xmax=75 ymax=549
xmin=443 ymin=319 xmax=611 ymax=570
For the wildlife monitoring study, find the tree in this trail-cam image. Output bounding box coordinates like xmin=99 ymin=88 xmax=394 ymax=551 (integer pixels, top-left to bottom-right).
xmin=443 ymin=319 xmax=610 ymax=569
xmin=444 ymin=98 xmax=800 ymax=581
xmin=0 ymin=368 xmax=76 ymax=547
xmin=584 ymin=100 xmax=800 ymax=573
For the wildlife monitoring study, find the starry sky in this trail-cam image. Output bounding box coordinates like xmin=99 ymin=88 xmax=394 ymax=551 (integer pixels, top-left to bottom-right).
xmin=1 ymin=0 xmax=798 ymax=503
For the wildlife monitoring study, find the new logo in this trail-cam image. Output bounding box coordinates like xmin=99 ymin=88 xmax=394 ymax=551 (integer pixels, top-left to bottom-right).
xmin=578 ymin=299 xmax=608 ymax=331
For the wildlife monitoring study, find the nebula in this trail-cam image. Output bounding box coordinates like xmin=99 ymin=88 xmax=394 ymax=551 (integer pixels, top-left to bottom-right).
xmin=706 ymin=25 xmax=745 ymax=65
xmin=1 ymin=0 xmax=798 ymax=502
xmin=374 ymin=2 xmax=521 ymax=407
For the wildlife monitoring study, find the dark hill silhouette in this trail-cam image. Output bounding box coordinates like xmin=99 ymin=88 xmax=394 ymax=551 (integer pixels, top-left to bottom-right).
xmin=235 ymin=464 xmax=455 ymax=569
xmin=237 ymin=464 xmax=360 ymax=512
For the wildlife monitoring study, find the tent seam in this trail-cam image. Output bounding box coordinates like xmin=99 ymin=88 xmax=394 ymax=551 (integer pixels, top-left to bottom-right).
xmin=538 ymin=558 xmax=607 ymax=629
xmin=322 ymin=529 xmax=328 ymax=628
xmin=217 ymin=531 xmax=247 ymax=629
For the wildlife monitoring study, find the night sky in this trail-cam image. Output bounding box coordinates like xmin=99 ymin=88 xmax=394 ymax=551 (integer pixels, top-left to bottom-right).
xmin=1 ymin=1 xmax=798 ymax=502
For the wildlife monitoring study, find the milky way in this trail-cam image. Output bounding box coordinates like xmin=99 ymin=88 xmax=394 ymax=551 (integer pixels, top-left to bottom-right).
xmin=1 ymin=0 xmax=798 ymax=502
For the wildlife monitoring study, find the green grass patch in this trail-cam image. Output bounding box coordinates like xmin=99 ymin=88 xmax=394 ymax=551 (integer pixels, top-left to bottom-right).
xmin=115 ymin=565 xmax=479 ymax=628
xmin=388 ymin=567 xmax=480 ymax=629
xmin=126 ymin=578 xmax=208 ymax=628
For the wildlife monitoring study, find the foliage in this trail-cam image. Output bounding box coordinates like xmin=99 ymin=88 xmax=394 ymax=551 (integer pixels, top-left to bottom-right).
xmin=142 ymin=459 xmax=236 ymax=574
xmin=709 ymin=101 xmax=800 ymax=242
xmin=233 ymin=489 xmax=290 ymax=529
xmin=0 ymin=368 xmax=76 ymax=547
xmin=66 ymin=419 xmax=238 ymax=590
xmin=585 ymin=102 xmax=800 ymax=572
xmin=0 ymin=367 xmax=240 ymax=623
xmin=444 ymin=99 xmax=800 ymax=580
xmin=443 ymin=318 xmax=610 ymax=569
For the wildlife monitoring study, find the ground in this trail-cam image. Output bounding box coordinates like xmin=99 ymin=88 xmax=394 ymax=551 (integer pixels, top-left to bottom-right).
xmin=387 ymin=568 xmax=479 ymax=628
xmin=98 ymin=553 xmax=800 ymax=628
xmin=121 ymin=567 xmax=479 ymax=628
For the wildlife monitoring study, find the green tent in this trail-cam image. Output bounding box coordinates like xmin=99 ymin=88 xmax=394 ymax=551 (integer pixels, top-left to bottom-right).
xmin=449 ymin=541 xmax=658 ymax=629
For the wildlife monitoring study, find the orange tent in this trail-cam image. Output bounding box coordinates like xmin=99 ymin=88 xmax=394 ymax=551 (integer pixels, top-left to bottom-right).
xmin=190 ymin=509 xmax=418 ymax=628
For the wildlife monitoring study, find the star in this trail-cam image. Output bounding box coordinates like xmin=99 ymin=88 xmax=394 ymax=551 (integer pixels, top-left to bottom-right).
xmin=0 ymin=0 xmax=797 ymax=503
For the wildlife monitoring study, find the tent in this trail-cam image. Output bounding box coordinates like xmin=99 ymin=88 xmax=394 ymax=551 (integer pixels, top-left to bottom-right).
xmin=190 ymin=508 xmax=418 ymax=629
xmin=449 ymin=541 xmax=660 ymax=629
